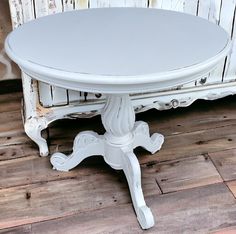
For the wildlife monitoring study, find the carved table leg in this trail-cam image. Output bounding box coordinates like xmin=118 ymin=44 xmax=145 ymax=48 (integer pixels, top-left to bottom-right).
xmin=50 ymin=94 xmax=164 ymax=229
xmin=122 ymin=149 xmax=154 ymax=229
xmin=50 ymin=131 xmax=105 ymax=171
xmin=24 ymin=117 xmax=49 ymax=156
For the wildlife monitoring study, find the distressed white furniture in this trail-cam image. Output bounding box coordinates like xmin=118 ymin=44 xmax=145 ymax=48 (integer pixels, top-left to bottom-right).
xmin=7 ymin=0 xmax=236 ymax=157
xmin=5 ymin=8 xmax=230 ymax=229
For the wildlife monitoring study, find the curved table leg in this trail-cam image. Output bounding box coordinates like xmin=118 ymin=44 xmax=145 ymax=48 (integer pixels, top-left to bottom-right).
xmin=50 ymin=94 xmax=164 ymax=229
xmin=50 ymin=131 xmax=104 ymax=171
xmin=122 ymin=149 xmax=154 ymax=229
xmin=133 ymin=121 xmax=164 ymax=154
xmin=24 ymin=117 xmax=49 ymax=156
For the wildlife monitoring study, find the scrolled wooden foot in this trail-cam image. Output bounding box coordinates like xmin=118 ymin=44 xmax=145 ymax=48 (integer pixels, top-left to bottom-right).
xmin=133 ymin=121 xmax=164 ymax=154
xmin=137 ymin=205 xmax=155 ymax=229
xmin=24 ymin=117 xmax=49 ymax=156
xmin=122 ymin=150 xmax=155 ymax=229
xmin=50 ymin=131 xmax=105 ymax=171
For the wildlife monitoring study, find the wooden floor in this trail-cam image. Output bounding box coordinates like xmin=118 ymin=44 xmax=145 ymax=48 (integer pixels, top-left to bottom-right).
xmin=1 ymin=92 xmax=236 ymax=234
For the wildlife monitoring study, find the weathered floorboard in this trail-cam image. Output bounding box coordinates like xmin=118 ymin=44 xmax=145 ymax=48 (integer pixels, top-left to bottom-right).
xmin=227 ymin=180 xmax=236 ymax=198
xmin=1 ymin=92 xmax=236 ymax=232
xmin=148 ymin=155 xmax=222 ymax=193
xmin=210 ymin=149 xmax=236 ymax=181
xmin=20 ymin=183 xmax=236 ymax=234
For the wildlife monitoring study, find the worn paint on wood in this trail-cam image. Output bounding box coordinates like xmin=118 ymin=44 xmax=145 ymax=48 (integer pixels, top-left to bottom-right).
xmin=6 ymin=0 xmax=236 ymax=105
xmin=4 ymin=183 xmax=236 ymax=234
xmin=1 ymin=91 xmax=236 ymax=232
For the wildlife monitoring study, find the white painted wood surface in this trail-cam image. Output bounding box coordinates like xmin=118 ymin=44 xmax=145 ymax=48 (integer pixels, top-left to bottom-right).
xmin=6 ymin=8 xmax=229 ymax=229
xmin=6 ymin=0 xmax=236 ymax=157
xmin=8 ymin=0 xmax=236 ymax=106
xmin=51 ymin=95 xmax=164 ymax=229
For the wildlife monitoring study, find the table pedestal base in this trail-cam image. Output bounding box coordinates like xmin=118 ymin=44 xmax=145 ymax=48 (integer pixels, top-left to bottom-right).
xmin=50 ymin=94 xmax=164 ymax=229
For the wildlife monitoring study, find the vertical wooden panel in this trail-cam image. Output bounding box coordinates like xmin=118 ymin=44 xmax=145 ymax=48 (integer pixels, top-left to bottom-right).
xmin=150 ymin=0 xmax=197 ymax=89
xmin=21 ymin=0 xmax=34 ymax=23
xmin=48 ymin=0 xmax=63 ymax=14
xmin=89 ymin=0 xmax=147 ymax=8
xmin=200 ymin=0 xmax=224 ymax=85
xmin=34 ymin=0 xmax=68 ymax=106
xmin=75 ymin=0 xmax=89 ymax=9
xmin=223 ymin=0 xmax=236 ymax=81
xmin=125 ymin=0 xmax=147 ymax=7
xmin=8 ymin=0 xmax=24 ymax=29
xmin=181 ymin=0 xmax=200 ymax=88
xmin=34 ymin=0 xmax=49 ymax=17
xmin=67 ymin=0 xmax=89 ymax=103
xmin=62 ymin=0 xmax=74 ymax=11
xmin=209 ymin=0 xmax=221 ymax=24
xmin=148 ymin=0 xmax=162 ymax=8
xmin=158 ymin=0 xmax=172 ymax=10
xmin=195 ymin=0 xmax=215 ymax=85
xmin=48 ymin=0 xmax=68 ymax=106
xmin=34 ymin=0 xmax=52 ymax=107
xmin=198 ymin=0 xmax=211 ymax=19
xmin=183 ymin=0 xmax=199 ymax=15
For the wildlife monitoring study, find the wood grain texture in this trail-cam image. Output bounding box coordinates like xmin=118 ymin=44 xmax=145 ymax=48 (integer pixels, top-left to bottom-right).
xmin=5 ymin=0 xmax=236 ymax=106
xmin=2 ymin=94 xmax=236 ymax=163
xmin=16 ymin=183 xmax=236 ymax=234
xmin=210 ymin=149 xmax=236 ymax=181
xmin=1 ymin=92 xmax=236 ymax=232
xmin=150 ymin=155 xmax=222 ymax=193
xmin=227 ymin=180 xmax=236 ymax=198
xmin=0 ymin=171 xmax=160 ymax=229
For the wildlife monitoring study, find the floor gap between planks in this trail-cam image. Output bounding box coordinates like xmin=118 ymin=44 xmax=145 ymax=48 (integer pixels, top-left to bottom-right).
xmin=1 ymin=92 xmax=236 ymax=233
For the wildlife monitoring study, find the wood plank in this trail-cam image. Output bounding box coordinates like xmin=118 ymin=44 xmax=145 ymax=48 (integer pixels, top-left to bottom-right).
xmin=33 ymin=0 xmax=53 ymax=107
xmin=25 ymin=183 xmax=236 ymax=234
xmin=0 ymin=148 xmax=222 ymax=194
xmin=225 ymin=1 xmax=236 ymax=81
xmin=209 ymin=149 xmax=236 ymax=181
xmin=218 ymin=0 xmax=236 ymax=82
xmin=0 ymin=225 xmax=31 ymax=234
xmin=150 ymin=155 xmax=222 ymax=193
xmin=2 ymin=94 xmax=236 ymax=163
xmin=0 ymin=110 xmax=22 ymax=133
xmin=48 ymin=95 xmax=236 ymax=139
xmin=0 ymin=169 xmax=160 ymax=229
xmin=45 ymin=0 xmax=69 ymax=107
xmin=49 ymin=120 xmax=236 ymax=165
xmin=0 ymin=154 xmax=160 ymax=197
xmin=74 ymin=0 xmax=89 ymax=9
xmin=0 ymin=92 xmax=22 ymax=113
xmin=211 ymin=227 xmax=236 ymax=234
xmin=226 ymin=180 xmax=236 ymax=198
xmin=138 ymin=97 xmax=236 ymax=136
xmin=0 ymin=144 xmax=38 ymax=162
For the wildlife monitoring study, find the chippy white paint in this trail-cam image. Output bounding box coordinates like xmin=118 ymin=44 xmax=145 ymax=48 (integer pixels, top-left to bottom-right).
xmin=7 ymin=0 xmax=236 ymax=157
xmin=5 ymin=7 xmax=230 ymax=229
xmin=51 ymin=95 xmax=164 ymax=229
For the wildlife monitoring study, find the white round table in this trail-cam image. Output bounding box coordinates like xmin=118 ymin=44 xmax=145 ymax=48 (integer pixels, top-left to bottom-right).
xmin=5 ymin=8 xmax=231 ymax=229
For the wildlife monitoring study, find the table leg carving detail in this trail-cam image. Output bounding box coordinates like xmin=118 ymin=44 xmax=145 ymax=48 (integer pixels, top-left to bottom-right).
xmin=50 ymin=131 xmax=105 ymax=171
xmin=50 ymin=94 xmax=164 ymax=229
xmin=122 ymin=149 xmax=155 ymax=229
xmin=133 ymin=121 xmax=164 ymax=154
xmin=24 ymin=117 xmax=49 ymax=156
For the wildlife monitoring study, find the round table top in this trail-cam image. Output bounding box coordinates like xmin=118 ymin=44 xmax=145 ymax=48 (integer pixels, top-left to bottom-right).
xmin=5 ymin=8 xmax=231 ymax=93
